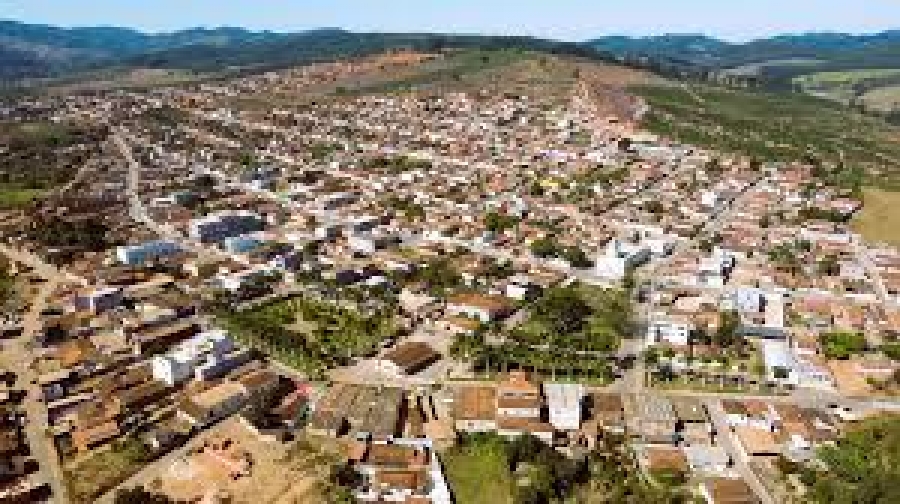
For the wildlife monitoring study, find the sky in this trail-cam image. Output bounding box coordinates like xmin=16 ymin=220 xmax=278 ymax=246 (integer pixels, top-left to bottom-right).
xmin=2 ymin=0 xmax=900 ymax=42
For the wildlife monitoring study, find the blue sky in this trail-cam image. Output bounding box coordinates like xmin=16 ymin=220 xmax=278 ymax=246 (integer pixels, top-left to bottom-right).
xmin=3 ymin=0 xmax=899 ymax=41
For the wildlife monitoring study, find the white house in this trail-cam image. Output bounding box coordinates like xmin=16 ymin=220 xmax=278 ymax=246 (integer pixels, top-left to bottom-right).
xmin=761 ymin=340 xmax=833 ymax=389
xmin=646 ymin=315 xmax=695 ymax=347
xmin=544 ymin=383 xmax=583 ymax=431
xmin=594 ymin=239 xmax=651 ymax=280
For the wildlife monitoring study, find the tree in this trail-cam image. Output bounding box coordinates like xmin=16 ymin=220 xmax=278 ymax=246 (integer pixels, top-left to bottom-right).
xmin=115 ymin=488 xmax=179 ymax=504
xmin=484 ymin=211 xmax=519 ymax=234
xmin=713 ymin=310 xmax=741 ymax=349
xmin=530 ymin=237 xmax=559 ymax=259
xmin=561 ymin=246 xmax=593 ymax=268
xmin=804 ymin=415 xmax=900 ymax=504
xmin=818 ymin=254 xmax=840 ymax=276
xmin=532 ymin=287 xmax=592 ymax=335
xmin=820 ymin=331 xmax=867 ymax=360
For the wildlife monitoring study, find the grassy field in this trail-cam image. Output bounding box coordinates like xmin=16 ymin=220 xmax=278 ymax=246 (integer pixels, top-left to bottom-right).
xmin=794 ymin=68 xmax=900 ymax=86
xmin=64 ymin=437 xmax=149 ymax=503
xmin=633 ymin=83 xmax=900 ymax=185
xmin=851 ymin=188 xmax=900 ymax=247
xmin=441 ymin=438 xmax=516 ymax=504
xmin=0 ymin=187 xmax=45 ymax=209
xmin=861 ymin=85 xmax=900 ymax=113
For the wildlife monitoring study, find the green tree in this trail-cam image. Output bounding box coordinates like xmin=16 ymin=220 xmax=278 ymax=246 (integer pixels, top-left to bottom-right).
xmin=820 ymin=331 xmax=867 ymax=359
xmin=804 ymin=415 xmax=900 ymax=504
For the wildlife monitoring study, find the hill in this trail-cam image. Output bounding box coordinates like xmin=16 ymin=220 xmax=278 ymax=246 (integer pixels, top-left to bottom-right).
xmin=588 ymin=31 xmax=900 ymax=73
xmin=0 ymin=20 xmax=296 ymax=81
xmin=0 ymin=20 xmax=613 ymax=85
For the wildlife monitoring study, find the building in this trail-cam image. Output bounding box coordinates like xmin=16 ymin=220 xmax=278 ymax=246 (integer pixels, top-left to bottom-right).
xmin=446 ymin=293 xmax=515 ymax=323
xmin=116 ymin=240 xmax=181 ymax=266
xmin=453 ymin=386 xmax=497 ymax=433
xmin=495 ymin=372 xmax=553 ymax=443
xmin=352 ymin=438 xmax=452 ymax=504
xmin=761 ymin=340 xmax=833 ymax=388
xmin=544 ymin=383 xmax=583 ymax=431
xmin=646 ymin=315 xmax=695 ymax=346
xmin=594 ymin=239 xmax=651 ymax=280
xmin=151 ymin=330 xmax=251 ymax=386
xmin=379 ymin=342 xmax=441 ymax=376
xmin=308 ymin=384 xmax=404 ymax=440
xmin=700 ymin=477 xmax=760 ymax=504
xmin=74 ymin=287 xmax=123 ymax=314
xmin=189 ymin=211 xmax=265 ymax=244
xmin=177 ymin=370 xmax=279 ymax=429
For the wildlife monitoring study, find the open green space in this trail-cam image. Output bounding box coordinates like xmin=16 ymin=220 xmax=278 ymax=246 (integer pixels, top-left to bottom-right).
xmin=217 ymin=297 xmax=396 ymax=377
xmin=794 ymin=68 xmax=900 ymax=86
xmin=441 ymin=434 xmax=516 ymax=504
xmin=799 ymin=414 xmax=900 ymax=504
xmin=0 ymin=187 xmax=45 ymax=209
xmin=633 ymin=83 xmax=900 ymax=186
xmin=442 ymin=433 xmax=699 ymax=503
xmin=453 ymin=284 xmax=631 ymax=382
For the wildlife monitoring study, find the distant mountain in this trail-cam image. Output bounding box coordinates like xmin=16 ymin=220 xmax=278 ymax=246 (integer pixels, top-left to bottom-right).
xmin=588 ymin=30 xmax=900 ymax=74
xmin=0 ymin=20 xmax=614 ymax=84
xmin=0 ymin=20 xmax=289 ymax=81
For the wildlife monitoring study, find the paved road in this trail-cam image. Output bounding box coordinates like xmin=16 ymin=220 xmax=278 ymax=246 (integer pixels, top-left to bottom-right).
xmin=0 ymin=277 xmax=70 ymax=504
xmin=705 ymin=398 xmax=775 ymax=504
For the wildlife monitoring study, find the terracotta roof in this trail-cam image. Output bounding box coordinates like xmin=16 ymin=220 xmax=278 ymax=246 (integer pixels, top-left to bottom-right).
xmin=447 ymin=293 xmax=514 ymax=313
xmin=703 ymin=477 xmax=760 ymax=504
xmin=454 ymin=386 xmax=496 ymax=421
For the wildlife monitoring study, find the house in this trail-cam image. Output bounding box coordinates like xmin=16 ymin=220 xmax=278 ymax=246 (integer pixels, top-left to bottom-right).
xmin=378 ymin=342 xmax=441 ymax=376
xmin=761 ymin=340 xmax=833 ymax=388
xmin=308 ymin=384 xmax=404 ymax=440
xmin=720 ymin=400 xmax=773 ymax=431
xmin=544 ymin=383 xmax=583 ymax=431
xmin=69 ymin=399 xmax=122 ymax=452
xmin=446 ymin=293 xmax=515 ymax=323
xmin=178 ymin=381 xmax=247 ymax=429
xmin=495 ymin=372 xmax=553 ymax=443
xmin=646 ymin=315 xmax=695 ymax=347
xmin=628 ymin=394 xmax=678 ymax=444
xmin=177 ymin=370 xmax=278 ymax=429
xmin=638 ymin=446 xmax=689 ymax=478
xmin=700 ymin=477 xmax=760 ymax=504
xmin=453 ymin=386 xmax=497 ymax=433
xmin=74 ymin=286 xmax=123 ymax=314
xmin=683 ymin=446 xmax=731 ymax=475
xmin=733 ymin=425 xmax=780 ymax=457
xmin=352 ymin=438 xmax=452 ymax=504
xmin=585 ymin=392 xmax=626 ymax=435
xmin=594 ymin=238 xmax=651 ymax=280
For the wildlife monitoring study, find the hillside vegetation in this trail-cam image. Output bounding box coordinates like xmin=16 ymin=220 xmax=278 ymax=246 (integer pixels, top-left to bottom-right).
xmin=633 ymin=83 xmax=900 ymax=186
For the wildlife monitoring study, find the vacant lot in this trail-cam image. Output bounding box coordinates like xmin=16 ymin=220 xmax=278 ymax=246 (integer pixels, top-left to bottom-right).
xmin=851 ymin=188 xmax=900 ymax=247
xmin=861 ymin=84 xmax=900 ymax=113
xmin=64 ymin=437 xmax=149 ymax=504
xmin=441 ymin=438 xmax=515 ymax=504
